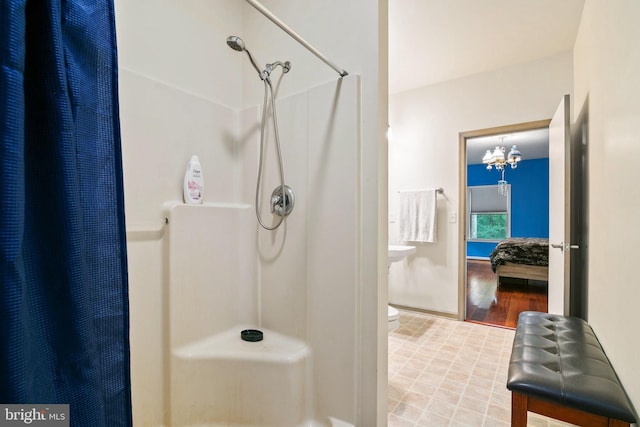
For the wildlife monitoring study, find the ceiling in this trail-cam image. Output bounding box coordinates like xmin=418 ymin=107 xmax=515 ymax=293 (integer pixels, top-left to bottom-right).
xmin=389 ymin=0 xmax=585 ymax=95
xmin=389 ymin=0 xmax=585 ymax=164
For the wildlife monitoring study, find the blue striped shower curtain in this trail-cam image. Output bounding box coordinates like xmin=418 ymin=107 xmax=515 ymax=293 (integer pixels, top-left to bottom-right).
xmin=0 ymin=1 xmax=132 ymax=426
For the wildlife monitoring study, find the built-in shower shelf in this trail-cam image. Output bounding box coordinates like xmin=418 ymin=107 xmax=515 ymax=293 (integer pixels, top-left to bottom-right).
xmin=171 ymin=325 xmax=313 ymax=426
xmin=173 ymin=325 xmax=310 ymax=363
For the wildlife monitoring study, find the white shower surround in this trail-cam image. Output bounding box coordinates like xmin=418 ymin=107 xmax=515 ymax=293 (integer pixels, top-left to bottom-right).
xmin=164 ymin=77 xmax=361 ymax=426
xmin=166 ymin=202 xmax=311 ymax=425
xmin=254 ymin=76 xmax=361 ymax=425
xmin=118 ymin=1 xmax=386 ymax=423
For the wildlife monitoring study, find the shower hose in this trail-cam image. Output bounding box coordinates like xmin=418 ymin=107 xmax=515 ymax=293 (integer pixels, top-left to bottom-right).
xmin=255 ymin=77 xmax=287 ymax=230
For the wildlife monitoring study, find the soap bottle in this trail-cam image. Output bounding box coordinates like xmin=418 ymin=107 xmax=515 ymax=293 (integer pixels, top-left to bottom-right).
xmin=183 ymin=155 xmax=204 ymax=204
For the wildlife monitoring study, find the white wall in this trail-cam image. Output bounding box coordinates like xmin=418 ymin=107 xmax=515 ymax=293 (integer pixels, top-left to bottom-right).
xmin=388 ymin=52 xmax=573 ymax=315
xmin=117 ymin=1 xmax=244 ymax=110
xmin=573 ymin=0 xmax=640 ymax=412
xmin=116 ymin=0 xmax=386 ymax=425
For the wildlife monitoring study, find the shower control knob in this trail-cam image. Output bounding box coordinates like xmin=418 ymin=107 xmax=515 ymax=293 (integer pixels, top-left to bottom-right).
xmin=270 ymin=185 xmax=295 ymax=217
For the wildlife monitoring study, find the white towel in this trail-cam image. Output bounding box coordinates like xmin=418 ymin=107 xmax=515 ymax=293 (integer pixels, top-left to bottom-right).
xmin=398 ymin=189 xmax=437 ymax=243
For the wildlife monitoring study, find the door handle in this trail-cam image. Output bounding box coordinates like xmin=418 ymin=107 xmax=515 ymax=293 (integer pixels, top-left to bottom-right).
xmin=551 ymin=242 xmax=579 ymax=252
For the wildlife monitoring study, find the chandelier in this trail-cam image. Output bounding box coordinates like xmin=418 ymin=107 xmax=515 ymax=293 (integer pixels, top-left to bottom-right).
xmin=481 ymin=137 xmax=522 ymax=196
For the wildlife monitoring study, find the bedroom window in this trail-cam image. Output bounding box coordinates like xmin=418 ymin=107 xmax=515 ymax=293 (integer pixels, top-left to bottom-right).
xmin=470 ymin=212 xmax=508 ymax=239
xmin=467 ymin=184 xmax=511 ymax=241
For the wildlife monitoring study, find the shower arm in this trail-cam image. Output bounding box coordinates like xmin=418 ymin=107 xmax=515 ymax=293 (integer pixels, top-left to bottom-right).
xmin=244 ymin=0 xmax=349 ymax=78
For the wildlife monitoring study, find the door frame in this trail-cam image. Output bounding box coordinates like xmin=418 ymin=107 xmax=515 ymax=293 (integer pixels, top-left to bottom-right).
xmin=457 ymin=119 xmax=552 ymax=320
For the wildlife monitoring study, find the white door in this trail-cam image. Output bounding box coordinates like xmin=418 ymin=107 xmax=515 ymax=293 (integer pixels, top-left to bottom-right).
xmin=548 ymin=95 xmax=571 ymax=315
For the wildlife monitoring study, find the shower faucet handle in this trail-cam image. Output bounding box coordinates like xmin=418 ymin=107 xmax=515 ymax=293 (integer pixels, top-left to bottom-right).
xmin=270 ymin=185 xmax=295 ymax=217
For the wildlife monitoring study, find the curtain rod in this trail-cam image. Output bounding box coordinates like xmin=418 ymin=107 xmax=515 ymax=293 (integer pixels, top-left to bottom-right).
xmin=244 ymin=0 xmax=349 ymax=78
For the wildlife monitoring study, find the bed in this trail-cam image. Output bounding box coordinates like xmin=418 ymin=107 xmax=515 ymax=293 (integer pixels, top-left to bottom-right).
xmin=489 ymin=238 xmax=549 ymax=286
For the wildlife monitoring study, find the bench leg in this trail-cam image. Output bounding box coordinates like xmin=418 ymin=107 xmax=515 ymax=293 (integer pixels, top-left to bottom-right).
xmin=511 ymin=392 xmax=528 ymax=427
xmin=609 ymin=420 xmax=631 ymax=427
xmin=511 ymin=391 xmax=631 ymax=427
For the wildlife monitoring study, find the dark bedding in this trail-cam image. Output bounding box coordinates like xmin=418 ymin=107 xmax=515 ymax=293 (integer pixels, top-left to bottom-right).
xmin=489 ymin=238 xmax=549 ymax=273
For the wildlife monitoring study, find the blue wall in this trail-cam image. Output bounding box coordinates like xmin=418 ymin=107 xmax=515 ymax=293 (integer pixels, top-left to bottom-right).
xmin=467 ymin=158 xmax=549 ymax=258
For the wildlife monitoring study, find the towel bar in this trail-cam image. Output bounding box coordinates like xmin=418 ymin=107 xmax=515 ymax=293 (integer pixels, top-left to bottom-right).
xmin=397 ymin=187 xmax=444 ymax=194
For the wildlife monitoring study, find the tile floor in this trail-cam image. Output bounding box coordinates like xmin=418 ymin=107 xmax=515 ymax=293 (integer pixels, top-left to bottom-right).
xmin=388 ymin=309 xmax=576 ymax=427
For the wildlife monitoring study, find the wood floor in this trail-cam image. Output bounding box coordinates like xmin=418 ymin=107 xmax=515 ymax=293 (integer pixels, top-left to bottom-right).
xmin=466 ymin=259 xmax=548 ymax=329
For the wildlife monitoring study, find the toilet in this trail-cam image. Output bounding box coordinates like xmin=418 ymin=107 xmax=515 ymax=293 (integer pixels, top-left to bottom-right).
xmin=388 ymin=305 xmax=400 ymax=332
xmin=387 ymin=245 xmax=417 ymax=333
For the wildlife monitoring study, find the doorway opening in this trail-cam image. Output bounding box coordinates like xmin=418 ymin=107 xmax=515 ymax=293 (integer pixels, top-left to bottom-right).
xmin=458 ymin=120 xmax=551 ymax=328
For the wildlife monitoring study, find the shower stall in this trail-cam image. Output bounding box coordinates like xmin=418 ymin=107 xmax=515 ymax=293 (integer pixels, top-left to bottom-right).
xmin=119 ymin=1 xmax=378 ymax=426
xmin=164 ymin=77 xmax=360 ymax=427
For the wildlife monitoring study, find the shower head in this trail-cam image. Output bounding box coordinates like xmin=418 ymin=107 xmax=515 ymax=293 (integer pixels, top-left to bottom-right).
xmin=226 ymin=35 xmax=262 ymax=78
xmin=226 ymin=36 xmax=245 ymax=52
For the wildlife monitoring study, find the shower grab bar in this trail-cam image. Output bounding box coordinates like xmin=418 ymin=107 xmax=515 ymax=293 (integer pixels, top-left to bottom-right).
xmin=244 ymin=0 xmax=349 ymax=77
xmin=125 ymin=218 xmax=168 ymax=241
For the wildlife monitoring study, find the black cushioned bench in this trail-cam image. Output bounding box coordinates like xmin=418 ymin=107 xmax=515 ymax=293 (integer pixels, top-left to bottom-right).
xmin=507 ymin=311 xmax=637 ymax=427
